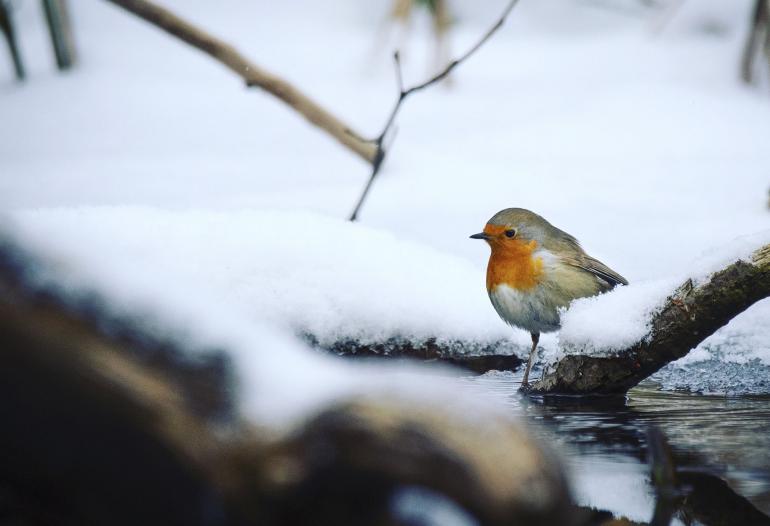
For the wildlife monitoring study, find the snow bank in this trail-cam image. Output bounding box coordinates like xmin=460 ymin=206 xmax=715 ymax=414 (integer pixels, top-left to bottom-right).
xmin=7 ymin=206 xmax=522 ymax=347
xmin=2 ymin=219 xmax=515 ymax=429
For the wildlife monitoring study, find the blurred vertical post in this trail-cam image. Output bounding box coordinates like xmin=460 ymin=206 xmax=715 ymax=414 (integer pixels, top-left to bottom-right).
xmin=390 ymin=0 xmax=453 ymax=81
xmin=41 ymin=0 xmax=76 ymax=70
xmin=741 ymin=0 xmax=769 ymax=84
xmin=0 ymin=0 xmax=25 ymax=79
xmin=429 ymin=0 xmax=452 ymax=81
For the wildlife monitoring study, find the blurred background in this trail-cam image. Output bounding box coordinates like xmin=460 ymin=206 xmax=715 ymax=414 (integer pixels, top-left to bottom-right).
xmin=1 ymin=1 xmax=770 ymax=524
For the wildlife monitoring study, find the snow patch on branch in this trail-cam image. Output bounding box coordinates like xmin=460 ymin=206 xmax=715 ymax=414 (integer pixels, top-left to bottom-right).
xmin=558 ymin=279 xmax=675 ymax=354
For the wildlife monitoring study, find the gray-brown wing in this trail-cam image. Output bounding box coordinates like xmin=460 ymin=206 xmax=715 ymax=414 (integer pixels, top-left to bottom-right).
xmin=575 ymin=255 xmax=629 ymax=289
xmin=542 ymin=224 xmax=628 ymax=290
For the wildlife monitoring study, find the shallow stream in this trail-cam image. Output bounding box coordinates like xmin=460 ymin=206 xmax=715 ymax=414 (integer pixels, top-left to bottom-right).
xmin=465 ymin=368 xmax=770 ymax=524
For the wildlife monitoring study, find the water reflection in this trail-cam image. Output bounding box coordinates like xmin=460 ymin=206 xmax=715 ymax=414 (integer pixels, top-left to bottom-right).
xmin=463 ymin=371 xmax=770 ymax=522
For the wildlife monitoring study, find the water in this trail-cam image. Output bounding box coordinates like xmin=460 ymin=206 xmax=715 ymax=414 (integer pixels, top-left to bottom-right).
xmin=464 ymin=370 xmax=770 ymax=524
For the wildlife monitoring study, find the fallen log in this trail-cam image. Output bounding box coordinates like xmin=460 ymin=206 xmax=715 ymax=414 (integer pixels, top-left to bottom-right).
xmin=530 ymin=243 xmax=770 ymax=395
xmin=313 ymin=335 xmax=524 ymax=374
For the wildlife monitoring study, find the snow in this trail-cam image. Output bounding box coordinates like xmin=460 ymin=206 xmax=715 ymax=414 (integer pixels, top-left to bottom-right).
xmin=568 ymin=456 xmax=657 ymax=524
xmin=7 ymin=206 xmax=514 ymax=347
xmin=556 ymin=278 xmax=677 ymax=354
xmin=1 ymin=0 xmax=770 ymax=391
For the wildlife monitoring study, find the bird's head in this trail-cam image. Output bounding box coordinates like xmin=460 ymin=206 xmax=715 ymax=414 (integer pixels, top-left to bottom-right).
xmin=470 ymin=208 xmax=551 ymax=253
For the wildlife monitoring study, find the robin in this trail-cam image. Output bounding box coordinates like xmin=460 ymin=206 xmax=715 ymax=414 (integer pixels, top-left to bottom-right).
xmin=470 ymin=208 xmax=628 ymax=389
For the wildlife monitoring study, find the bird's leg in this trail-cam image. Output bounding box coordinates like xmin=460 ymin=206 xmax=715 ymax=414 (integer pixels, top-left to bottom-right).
xmin=521 ymin=332 xmax=539 ymax=388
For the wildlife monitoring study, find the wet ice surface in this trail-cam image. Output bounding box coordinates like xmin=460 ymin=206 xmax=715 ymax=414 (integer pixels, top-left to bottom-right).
xmin=462 ymin=370 xmax=770 ymax=522
xmin=652 ymin=359 xmax=770 ymax=395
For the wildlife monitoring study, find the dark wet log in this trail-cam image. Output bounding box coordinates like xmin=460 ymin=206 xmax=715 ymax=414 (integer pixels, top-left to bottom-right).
xmin=530 ymin=243 xmax=770 ymax=395
xmin=318 ymin=336 xmax=524 ymax=373
xmin=677 ymin=472 xmax=770 ymax=526
xmin=247 ymin=399 xmax=575 ymax=526
xmin=648 ymin=426 xmax=770 ymax=526
xmin=0 ymin=237 xmax=573 ymax=525
xmin=0 ymin=238 xmax=243 ymax=524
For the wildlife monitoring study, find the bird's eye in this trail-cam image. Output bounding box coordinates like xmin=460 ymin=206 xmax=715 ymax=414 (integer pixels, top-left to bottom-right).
xmin=505 ymin=229 xmax=516 ymax=238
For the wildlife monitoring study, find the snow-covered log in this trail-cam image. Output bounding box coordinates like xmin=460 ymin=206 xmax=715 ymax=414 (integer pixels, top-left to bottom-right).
xmin=530 ymin=243 xmax=770 ymax=395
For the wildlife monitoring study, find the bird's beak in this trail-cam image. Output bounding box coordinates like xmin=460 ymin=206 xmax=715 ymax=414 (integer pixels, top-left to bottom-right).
xmin=469 ymin=232 xmax=490 ymax=240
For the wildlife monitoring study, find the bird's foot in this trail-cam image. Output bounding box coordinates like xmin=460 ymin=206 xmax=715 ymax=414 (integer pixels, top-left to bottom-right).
xmin=518 ymin=382 xmax=533 ymax=394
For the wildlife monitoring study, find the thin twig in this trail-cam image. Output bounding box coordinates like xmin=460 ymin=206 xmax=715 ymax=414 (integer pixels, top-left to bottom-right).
xmin=394 ymin=50 xmax=405 ymax=93
xmin=348 ymin=0 xmax=520 ymax=221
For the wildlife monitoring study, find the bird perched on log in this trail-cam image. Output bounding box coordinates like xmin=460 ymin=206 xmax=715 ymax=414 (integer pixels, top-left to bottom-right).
xmin=470 ymin=208 xmax=627 ymax=390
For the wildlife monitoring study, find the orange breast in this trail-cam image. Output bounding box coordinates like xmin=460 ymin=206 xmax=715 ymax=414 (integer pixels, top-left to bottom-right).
xmin=486 ymin=239 xmax=544 ymax=292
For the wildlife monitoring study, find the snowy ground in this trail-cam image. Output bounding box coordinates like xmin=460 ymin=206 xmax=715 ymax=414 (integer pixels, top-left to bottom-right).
xmin=1 ymin=0 xmax=769 ymax=391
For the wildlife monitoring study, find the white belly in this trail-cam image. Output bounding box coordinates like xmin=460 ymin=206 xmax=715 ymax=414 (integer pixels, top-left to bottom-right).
xmin=489 ymin=283 xmax=561 ymax=334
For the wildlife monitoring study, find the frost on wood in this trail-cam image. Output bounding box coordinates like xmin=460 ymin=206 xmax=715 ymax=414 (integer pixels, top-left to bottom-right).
xmin=530 ymin=244 xmax=770 ymax=395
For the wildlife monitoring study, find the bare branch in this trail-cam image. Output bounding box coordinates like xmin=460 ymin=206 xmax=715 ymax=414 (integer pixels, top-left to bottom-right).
xmin=104 ymin=0 xmax=378 ymax=164
xmin=104 ymin=0 xmax=519 ymax=221
xmin=349 ymin=0 xmax=521 ymax=221
xmin=393 ymin=51 xmax=405 ymax=94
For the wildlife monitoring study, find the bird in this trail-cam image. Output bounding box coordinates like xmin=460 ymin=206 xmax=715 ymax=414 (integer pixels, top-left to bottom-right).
xmin=470 ymin=208 xmax=628 ymax=389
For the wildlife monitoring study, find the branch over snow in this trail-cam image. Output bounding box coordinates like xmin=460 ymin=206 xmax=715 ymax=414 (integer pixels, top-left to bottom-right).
xmin=103 ymin=0 xmax=520 ymax=222
xmin=104 ymin=0 xmax=377 ymax=164
xmin=348 ymin=0 xmax=520 ymax=221
xmin=529 ymin=243 xmax=770 ymax=395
